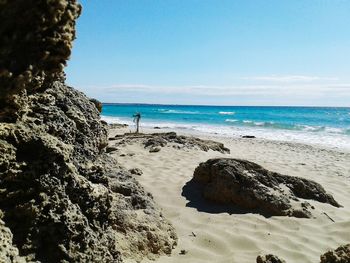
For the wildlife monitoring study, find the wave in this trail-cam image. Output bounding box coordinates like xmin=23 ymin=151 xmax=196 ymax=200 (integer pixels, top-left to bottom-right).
xmin=225 ymin=119 xmax=238 ymax=123
xmin=219 ymin=111 xmax=235 ymax=115
xmin=102 ymin=113 xmax=350 ymax=137
xmin=230 ymin=120 xmax=350 ymax=135
xmin=158 ymin=109 xmax=200 ymax=114
xmin=101 ymin=115 xmax=133 ymax=125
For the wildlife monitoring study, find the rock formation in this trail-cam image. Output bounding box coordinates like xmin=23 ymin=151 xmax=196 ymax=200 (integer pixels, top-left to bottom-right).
xmin=190 ymin=158 xmax=340 ymax=218
xmin=257 ymin=244 xmax=350 ymax=263
xmin=320 ymin=244 xmax=350 ymax=263
xmin=110 ymin=132 xmax=231 ymax=154
xmin=257 ymin=254 xmax=286 ymax=263
xmin=0 ymin=1 xmax=176 ymax=262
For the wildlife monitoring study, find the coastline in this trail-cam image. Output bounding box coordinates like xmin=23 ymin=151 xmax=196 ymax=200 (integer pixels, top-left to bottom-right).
xmin=108 ymin=125 xmax=350 ymax=263
xmin=105 ymin=117 xmax=350 ymax=154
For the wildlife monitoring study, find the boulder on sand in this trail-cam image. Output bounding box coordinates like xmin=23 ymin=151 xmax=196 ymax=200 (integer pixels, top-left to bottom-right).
xmin=320 ymin=244 xmax=350 ymax=263
xmin=257 ymin=254 xmax=286 ymax=263
xmin=191 ymin=158 xmax=340 ymax=218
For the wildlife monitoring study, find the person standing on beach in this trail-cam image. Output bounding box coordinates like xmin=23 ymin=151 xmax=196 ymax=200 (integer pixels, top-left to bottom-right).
xmin=133 ymin=112 xmax=141 ymax=133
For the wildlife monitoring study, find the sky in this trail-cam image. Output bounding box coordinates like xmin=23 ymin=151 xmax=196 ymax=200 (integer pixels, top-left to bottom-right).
xmin=66 ymin=0 xmax=350 ymax=106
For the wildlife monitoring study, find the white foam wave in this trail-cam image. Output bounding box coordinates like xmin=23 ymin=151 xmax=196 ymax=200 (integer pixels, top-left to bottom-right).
xmin=102 ymin=115 xmax=350 ymax=151
xmin=225 ymin=119 xmax=238 ymax=123
xmin=324 ymin=127 xmax=344 ymax=134
xmin=219 ymin=111 xmax=235 ymax=115
xmin=101 ymin=115 xmax=133 ymax=125
xmin=158 ymin=109 xmax=201 ymax=114
xmin=254 ymin=122 xmax=265 ymax=126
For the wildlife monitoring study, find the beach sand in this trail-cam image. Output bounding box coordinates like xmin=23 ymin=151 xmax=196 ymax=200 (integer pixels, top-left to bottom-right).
xmin=109 ymin=126 xmax=350 ymax=263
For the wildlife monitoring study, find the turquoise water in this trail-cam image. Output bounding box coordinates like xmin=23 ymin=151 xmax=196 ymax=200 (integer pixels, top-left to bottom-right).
xmin=102 ymin=104 xmax=350 ymax=150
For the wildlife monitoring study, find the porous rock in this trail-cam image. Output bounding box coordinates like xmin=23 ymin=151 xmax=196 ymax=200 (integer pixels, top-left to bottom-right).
xmin=112 ymin=132 xmax=230 ymax=154
xmin=320 ymin=244 xmax=350 ymax=263
xmin=129 ymin=168 xmax=143 ymax=176
xmin=257 ymin=254 xmax=286 ymax=263
xmin=0 ymin=0 xmax=81 ymax=121
xmin=149 ymin=146 xmax=161 ymax=153
xmin=191 ymin=158 xmax=340 ymax=218
xmin=0 ymin=1 xmax=177 ymax=262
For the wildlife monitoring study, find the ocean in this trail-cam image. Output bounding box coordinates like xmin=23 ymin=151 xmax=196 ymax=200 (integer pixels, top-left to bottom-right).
xmin=101 ymin=104 xmax=350 ymax=150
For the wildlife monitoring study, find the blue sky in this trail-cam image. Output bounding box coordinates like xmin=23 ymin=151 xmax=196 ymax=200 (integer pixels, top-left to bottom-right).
xmin=66 ymin=0 xmax=350 ymax=106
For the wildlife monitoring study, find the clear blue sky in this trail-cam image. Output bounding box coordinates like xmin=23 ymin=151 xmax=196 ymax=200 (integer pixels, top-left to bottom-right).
xmin=66 ymin=0 xmax=350 ymax=106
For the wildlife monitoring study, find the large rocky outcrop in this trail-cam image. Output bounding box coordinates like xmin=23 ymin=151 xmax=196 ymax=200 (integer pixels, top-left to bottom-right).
xmin=0 ymin=1 xmax=176 ymax=262
xmin=189 ymin=158 xmax=340 ymax=218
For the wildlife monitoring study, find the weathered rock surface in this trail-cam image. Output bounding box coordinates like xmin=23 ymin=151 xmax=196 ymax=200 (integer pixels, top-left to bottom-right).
xmin=129 ymin=168 xmax=143 ymax=176
xmin=109 ymin=123 xmax=128 ymax=129
xmin=257 ymin=244 xmax=350 ymax=263
xmin=257 ymin=254 xmax=286 ymax=263
xmin=0 ymin=0 xmax=82 ymax=122
xmin=111 ymin=132 xmax=230 ymax=154
xmin=0 ymin=1 xmax=176 ymax=262
xmin=190 ymin=158 xmax=340 ymax=218
xmin=320 ymin=244 xmax=350 ymax=263
xmin=0 ymin=83 xmax=177 ymax=263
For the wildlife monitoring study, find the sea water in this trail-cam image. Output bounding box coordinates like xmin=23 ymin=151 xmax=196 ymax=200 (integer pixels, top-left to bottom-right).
xmin=102 ymin=104 xmax=350 ymax=151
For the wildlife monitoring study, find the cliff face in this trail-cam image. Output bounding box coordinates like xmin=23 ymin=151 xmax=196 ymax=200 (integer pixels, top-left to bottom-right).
xmin=0 ymin=1 xmax=177 ymax=262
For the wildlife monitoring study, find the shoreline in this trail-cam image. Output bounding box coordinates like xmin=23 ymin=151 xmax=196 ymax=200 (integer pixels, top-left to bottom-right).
xmin=107 ymin=120 xmax=350 ymax=154
xmin=108 ymin=125 xmax=350 ymax=263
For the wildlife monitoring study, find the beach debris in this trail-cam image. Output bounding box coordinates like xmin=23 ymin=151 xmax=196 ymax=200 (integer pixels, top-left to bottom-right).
xmin=257 ymin=254 xmax=286 ymax=263
xmin=129 ymin=168 xmax=143 ymax=176
xmin=323 ymin=212 xmax=335 ymax=222
xmin=242 ymin=135 xmax=256 ymax=138
xmin=149 ymin=146 xmax=161 ymax=153
xmin=179 ymin=249 xmax=188 ymax=255
xmin=189 ymin=158 xmax=340 ymax=218
xmin=320 ymin=244 xmax=350 ymax=263
xmin=111 ymin=132 xmax=230 ymax=154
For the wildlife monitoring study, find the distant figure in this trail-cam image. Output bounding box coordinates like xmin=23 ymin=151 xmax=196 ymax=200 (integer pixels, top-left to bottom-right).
xmin=133 ymin=112 xmax=141 ymax=133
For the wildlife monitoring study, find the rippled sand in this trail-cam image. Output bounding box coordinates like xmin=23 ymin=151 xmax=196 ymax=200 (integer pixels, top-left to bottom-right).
xmin=110 ymin=127 xmax=350 ymax=263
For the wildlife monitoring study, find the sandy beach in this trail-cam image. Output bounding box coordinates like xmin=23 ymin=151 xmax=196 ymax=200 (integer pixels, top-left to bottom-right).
xmin=109 ymin=126 xmax=350 ymax=263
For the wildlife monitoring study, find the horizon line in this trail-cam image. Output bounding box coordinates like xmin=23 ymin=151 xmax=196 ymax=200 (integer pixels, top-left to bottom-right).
xmin=101 ymin=102 xmax=350 ymax=108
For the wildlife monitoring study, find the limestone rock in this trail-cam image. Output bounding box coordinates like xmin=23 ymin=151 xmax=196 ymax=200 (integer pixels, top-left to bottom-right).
xmin=320 ymin=244 xmax=350 ymax=263
xmin=129 ymin=168 xmax=143 ymax=176
xmin=257 ymin=254 xmax=286 ymax=263
xmin=0 ymin=1 xmax=177 ymax=262
xmin=149 ymin=146 xmax=161 ymax=153
xmin=0 ymin=0 xmax=82 ymax=121
xmin=111 ymin=132 xmax=230 ymax=154
xmin=0 ymin=83 xmax=177 ymax=262
xmin=191 ymin=158 xmax=340 ymax=218
xmin=89 ymin=98 xmax=103 ymax=113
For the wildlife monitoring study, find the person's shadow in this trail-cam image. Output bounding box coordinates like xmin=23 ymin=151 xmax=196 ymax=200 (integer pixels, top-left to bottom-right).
xmin=181 ymin=178 xmax=273 ymax=218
